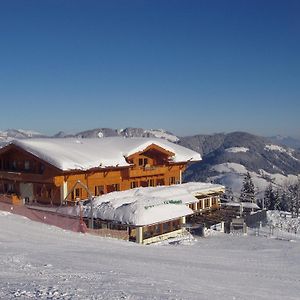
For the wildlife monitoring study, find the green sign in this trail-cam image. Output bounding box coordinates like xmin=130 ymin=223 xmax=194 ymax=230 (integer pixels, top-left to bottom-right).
xmin=144 ymin=199 xmax=182 ymax=210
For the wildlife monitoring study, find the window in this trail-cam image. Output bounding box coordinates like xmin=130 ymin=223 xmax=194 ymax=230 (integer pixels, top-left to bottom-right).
xmin=138 ymin=158 xmax=148 ymax=167
xmin=212 ymin=197 xmax=217 ymax=206
xmin=94 ymin=185 xmax=104 ymax=196
xmin=113 ymin=184 xmax=120 ymax=191
xmin=148 ymin=179 xmax=155 ymax=187
xmin=39 ymin=163 xmax=45 ymax=174
xmin=172 ymin=220 xmax=180 ymax=230
xmin=107 ymin=184 xmax=120 ymax=193
xmin=24 ymin=160 xmax=30 ymax=171
xmin=169 ymin=177 xmax=176 ymax=185
xmin=130 ymin=181 xmax=138 ymax=189
xmin=75 ymin=188 xmax=81 ymax=198
xmin=12 ymin=160 xmax=17 ymax=170
xmin=140 ymin=181 xmax=148 ymax=187
xmin=71 ymin=188 xmax=82 ymax=200
xmin=163 ymin=222 xmax=170 ymax=233
xmin=156 ymin=178 xmax=165 ymax=186
xmin=154 ymin=224 xmax=160 ymax=234
xmin=197 ymin=202 xmax=202 ymax=210
xmin=205 ymin=198 xmax=210 ymax=208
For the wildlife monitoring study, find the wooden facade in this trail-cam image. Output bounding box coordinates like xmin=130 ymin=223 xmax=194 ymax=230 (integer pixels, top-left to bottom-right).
xmin=0 ymin=143 xmax=186 ymax=205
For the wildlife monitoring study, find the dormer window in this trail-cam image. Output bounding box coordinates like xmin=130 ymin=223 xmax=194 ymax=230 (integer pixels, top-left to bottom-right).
xmin=39 ymin=163 xmax=45 ymax=174
xmin=24 ymin=160 xmax=30 ymax=171
xmin=138 ymin=158 xmax=148 ymax=167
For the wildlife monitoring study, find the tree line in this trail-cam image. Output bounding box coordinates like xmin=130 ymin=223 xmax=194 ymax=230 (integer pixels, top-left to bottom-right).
xmin=225 ymin=172 xmax=300 ymax=217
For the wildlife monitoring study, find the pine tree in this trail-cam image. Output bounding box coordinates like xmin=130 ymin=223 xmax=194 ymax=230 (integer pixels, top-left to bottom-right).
xmin=264 ymin=184 xmax=274 ymax=210
xmin=240 ymin=172 xmax=256 ymax=203
xmin=263 ymin=184 xmax=282 ymax=211
xmin=287 ymin=183 xmax=299 ymax=217
xmin=273 ymin=190 xmax=281 ymax=211
xmin=278 ymin=191 xmax=289 ymax=212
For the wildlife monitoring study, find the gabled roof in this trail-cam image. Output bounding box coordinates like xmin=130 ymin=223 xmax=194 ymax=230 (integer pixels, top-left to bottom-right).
xmin=8 ymin=137 xmax=201 ymax=171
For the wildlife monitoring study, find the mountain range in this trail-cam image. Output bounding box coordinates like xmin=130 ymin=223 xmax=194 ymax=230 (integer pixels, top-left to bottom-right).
xmin=1 ymin=128 xmax=299 ymax=199
xmin=180 ymin=132 xmax=300 ymax=198
xmin=0 ymin=128 xmax=179 ymax=142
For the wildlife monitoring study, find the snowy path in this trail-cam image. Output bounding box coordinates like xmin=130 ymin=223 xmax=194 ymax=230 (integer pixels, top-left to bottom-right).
xmin=1 ymin=212 xmax=300 ymax=299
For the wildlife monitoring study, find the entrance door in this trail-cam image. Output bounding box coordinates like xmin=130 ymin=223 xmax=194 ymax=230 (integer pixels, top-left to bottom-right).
xmin=20 ymin=183 xmax=34 ymax=204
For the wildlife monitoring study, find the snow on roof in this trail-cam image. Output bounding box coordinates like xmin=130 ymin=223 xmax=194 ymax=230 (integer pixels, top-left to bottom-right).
xmin=223 ymin=202 xmax=260 ymax=209
xmin=181 ymin=182 xmax=225 ymax=196
xmin=79 ymin=182 xmax=224 ymax=226
xmin=11 ymin=137 xmax=201 ymax=171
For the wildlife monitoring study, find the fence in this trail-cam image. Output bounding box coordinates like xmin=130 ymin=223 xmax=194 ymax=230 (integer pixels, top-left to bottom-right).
xmin=0 ymin=202 xmax=87 ymax=233
xmin=87 ymin=228 xmax=129 ymax=240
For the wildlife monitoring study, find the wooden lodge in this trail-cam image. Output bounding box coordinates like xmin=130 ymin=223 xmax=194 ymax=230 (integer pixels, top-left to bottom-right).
xmin=0 ymin=137 xmax=201 ymax=205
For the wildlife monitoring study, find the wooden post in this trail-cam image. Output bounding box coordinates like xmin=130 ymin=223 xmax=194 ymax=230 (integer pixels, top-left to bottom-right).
xmin=180 ymin=216 xmax=186 ymax=226
xmin=136 ymin=226 xmax=143 ymax=244
xmin=221 ymin=221 xmax=225 ymax=233
xmin=60 ymin=181 xmax=68 ymax=205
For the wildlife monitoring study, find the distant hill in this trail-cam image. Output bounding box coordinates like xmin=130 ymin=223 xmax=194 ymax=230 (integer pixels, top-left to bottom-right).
xmin=0 ymin=127 xmax=179 ymax=145
xmin=73 ymin=127 xmax=179 ymax=142
xmin=181 ymin=132 xmax=300 ymax=198
xmin=0 ymin=129 xmax=46 ymax=140
xmin=269 ymin=135 xmax=300 ymax=150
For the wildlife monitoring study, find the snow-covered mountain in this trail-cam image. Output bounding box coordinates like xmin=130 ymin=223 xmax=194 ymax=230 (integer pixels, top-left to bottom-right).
xmin=0 ymin=127 xmax=179 ymax=143
xmin=0 ymin=129 xmax=45 ymax=139
xmin=269 ymin=135 xmax=300 ymax=150
xmin=181 ymin=132 xmax=300 ymax=199
xmin=0 ymin=129 xmax=46 ymax=147
xmin=73 ymin=127 xmax=179 ymax=142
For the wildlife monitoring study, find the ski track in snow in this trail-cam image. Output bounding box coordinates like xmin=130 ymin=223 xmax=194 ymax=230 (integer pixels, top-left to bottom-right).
xmin=1 ymin=213 xmax=300 ymax=299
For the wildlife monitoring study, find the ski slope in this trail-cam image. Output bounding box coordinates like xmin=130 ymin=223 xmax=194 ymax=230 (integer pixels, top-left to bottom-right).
xmin=1 ymin=212 xmax=300 ymax=299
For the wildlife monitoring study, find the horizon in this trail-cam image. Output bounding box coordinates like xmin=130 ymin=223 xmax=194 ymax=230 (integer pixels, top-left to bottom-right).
xmin=0 ymin=126 xmax=300 ymax=140
xmin=0 ymin=1 xmax=299 ymax=138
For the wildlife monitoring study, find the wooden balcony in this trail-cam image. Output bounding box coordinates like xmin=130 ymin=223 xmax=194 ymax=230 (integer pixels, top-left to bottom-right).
xmin=129 ymin=165 xmax=168 ymax=178
xmin=0 ymin=171 xmax=53 ymax=183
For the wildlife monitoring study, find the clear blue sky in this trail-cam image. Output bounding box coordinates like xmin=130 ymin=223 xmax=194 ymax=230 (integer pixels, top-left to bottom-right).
xmin=0 ymin=0 xmax=299 ymax=137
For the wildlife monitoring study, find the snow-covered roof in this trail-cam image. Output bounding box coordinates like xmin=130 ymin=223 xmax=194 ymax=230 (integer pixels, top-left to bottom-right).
xmin=223 ymin=202 xmax=260 ymax=209
xmin=182 ymin=182 xmax=225 ymax=197
xmin=82 ymin=182 xmax=224 ymax=226
xmin=10 ymin=137 xmax=201 ymax=171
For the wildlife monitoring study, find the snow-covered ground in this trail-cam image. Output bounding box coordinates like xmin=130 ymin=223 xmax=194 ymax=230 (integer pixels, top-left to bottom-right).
xmin=1 ymin=212 xmax=300 ymax=299
xmin=225 ymin=147 xmax=249 ymax=153
xmin=264 ymin=144 xmax=299 ymax=161
xmin=266 ymin=210 xmax=300 ymax=239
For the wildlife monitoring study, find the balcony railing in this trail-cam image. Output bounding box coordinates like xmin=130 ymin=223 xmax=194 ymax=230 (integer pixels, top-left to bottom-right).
xmin=129 ymin=165 xmax=168 ymax=177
